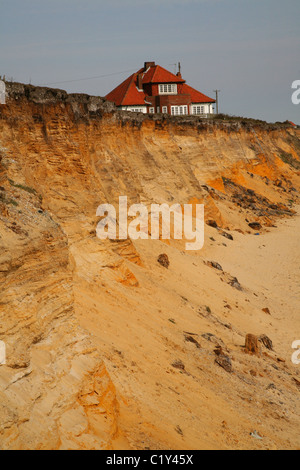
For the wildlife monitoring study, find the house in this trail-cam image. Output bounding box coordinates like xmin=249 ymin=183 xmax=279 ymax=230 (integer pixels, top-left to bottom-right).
xmin=105 ymin=62 xmax=215 ymax=116
xmin=288 ymin=121 xmax=298 ymax=128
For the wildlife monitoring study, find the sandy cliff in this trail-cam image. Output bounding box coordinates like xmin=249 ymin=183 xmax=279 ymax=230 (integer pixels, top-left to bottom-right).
xmin=0 ymin=83 xmax=299 ymax=449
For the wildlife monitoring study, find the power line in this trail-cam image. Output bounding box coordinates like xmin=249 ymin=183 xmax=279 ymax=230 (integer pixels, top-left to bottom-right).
xmin=39 ymin=68 xmax=138 ymax=86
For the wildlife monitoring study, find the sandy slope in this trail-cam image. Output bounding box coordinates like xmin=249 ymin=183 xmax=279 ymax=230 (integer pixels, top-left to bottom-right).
xmin=74 ymin=207 xmax=300 ymax=450
xmin=1 ymin=86 xmax=300 ymax=449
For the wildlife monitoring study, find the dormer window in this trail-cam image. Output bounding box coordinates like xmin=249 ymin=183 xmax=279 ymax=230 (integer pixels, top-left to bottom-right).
xmin=159 ymin=84 xmax=177 ymax=95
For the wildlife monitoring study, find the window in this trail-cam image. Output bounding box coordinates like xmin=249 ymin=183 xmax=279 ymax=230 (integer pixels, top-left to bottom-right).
xmin=122 ymin=106 xmax=146 ymax=113
xmin=159 ymin=84 xmax=177 ymax=95
xmin=149 ymin=107 xmax=155 ymax=114
xmin=162 ymin=106 xmax=168 ymax=114
xmin=171 ymin=105 xmax=188 ymax=116
xmin=157 ymin=107 xmax=160 ymax=113
xmin=192 ymin=105 xmax=205 ymax=115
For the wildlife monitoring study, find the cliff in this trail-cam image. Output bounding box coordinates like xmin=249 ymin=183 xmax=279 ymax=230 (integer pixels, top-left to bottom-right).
xmin=0 ymin=83 xmax=300 ymax=449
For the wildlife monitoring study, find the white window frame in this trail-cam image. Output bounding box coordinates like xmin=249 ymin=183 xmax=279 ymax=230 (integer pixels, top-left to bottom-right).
xmin=120 ymin=106 xmax=147 ymax=113
xmin=162 ymin=106 xmax=168 ymax=114
xmin=192 ymin=105 xmax=206 ymax=115
xmin=149 ymin=107 xmax=155 ymax=114
xmin=171 ymin=105 xmax=188 ymax=116
xmin=157 ymin=107 xmax=160 ymax=113
xmin=159 ymin=84 xmax=177 ymax=95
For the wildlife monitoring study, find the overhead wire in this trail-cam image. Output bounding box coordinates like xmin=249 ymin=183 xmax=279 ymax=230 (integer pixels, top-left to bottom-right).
xmin=39 ymin=68 xmax=137 ymax=86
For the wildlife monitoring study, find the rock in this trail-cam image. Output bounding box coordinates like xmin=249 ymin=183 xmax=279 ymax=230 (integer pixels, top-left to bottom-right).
xmin=171 ymin=360 xmax=185 ymax=371
xmin=248 ymin=222 xmax=262 ymax=230
xmin=221 ymin=231 xmax=233 ymax=241
xmin=245 ymin=334 xmax=261 ymax=356
xmin=215 ymin=355 xmax=233 ymax=373
xmin=157 ymin=253 xmax=170 ymax=268
xmin=207 ymin=261 xmax=223 ymax=271
xmin=262 ymin=307 xmax=271 ymax=315
xmin=258 ymin=334 xmax=273 ymax=351
xmin=175 ymin=425 xmax=184 ymax=436
xmin=228 ymin=276 xmax=242 ymax=291
xmin=184 ymin=335 xmax=201 ymax=349
xmin=206 ymin=219 xmax=218 ymax=228
xmin=201 ymin=333 xmax=225 ymax=347
xmin=214 ymin=345 xmax=224 ymax=356
xmin=293 ymin=377 xmax=300 ymax=388
xmin=250 ymin=430 xmax=263 ymax=440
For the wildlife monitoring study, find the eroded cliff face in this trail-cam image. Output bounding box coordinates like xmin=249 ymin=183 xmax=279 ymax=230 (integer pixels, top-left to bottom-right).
xmin=0 ymin=83 xmax=300 ymax=449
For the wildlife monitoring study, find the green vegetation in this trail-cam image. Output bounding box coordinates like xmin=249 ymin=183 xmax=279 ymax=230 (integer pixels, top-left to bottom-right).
xmin=278 ymin=151 xmax=300 ymax=170
xmin=0 ymin=192 xmax=19 ymax=207
xmin=8 ymin=179 xmax=37 ymax=195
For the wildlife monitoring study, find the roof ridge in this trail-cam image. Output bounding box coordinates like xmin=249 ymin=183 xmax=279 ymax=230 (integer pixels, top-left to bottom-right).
xmin=143 ymin=64 xmax=185 ymax=84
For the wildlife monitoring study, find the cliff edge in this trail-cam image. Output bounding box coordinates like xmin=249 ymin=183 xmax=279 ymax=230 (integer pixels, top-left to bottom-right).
xmin=0 ymin=83 xmax=300 ymax=449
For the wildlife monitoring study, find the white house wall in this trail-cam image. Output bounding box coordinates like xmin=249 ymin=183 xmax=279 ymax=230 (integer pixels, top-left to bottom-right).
xmin=190 ymin=103 xmax=214 ymax=115
xmin=119 ymin=106 xmax=148 ymax=113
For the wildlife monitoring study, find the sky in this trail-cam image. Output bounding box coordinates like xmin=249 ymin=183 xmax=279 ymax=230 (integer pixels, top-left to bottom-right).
xmin=1 ymin=0 xmax=300 ymax=123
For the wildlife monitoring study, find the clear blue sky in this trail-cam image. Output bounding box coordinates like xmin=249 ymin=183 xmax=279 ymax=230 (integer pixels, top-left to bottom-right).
xmin=1 ymin=0 xmax=300 ymax=123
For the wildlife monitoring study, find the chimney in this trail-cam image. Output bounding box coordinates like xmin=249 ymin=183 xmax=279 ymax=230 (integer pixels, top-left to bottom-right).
xmin=144 ymin=61 xmax=155 ymax=71
xmin=176 ymin=62 xmax=182 ymax=78
xmin=137 ymin=73 xmax=143 ymax=90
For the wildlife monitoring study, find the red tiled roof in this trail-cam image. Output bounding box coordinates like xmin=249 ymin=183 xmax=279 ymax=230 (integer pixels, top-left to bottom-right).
xmin=181 ymin=83 xmax=215 ymax=103
xmin=105 ymin=63 xmax=215 ymax=106
xmin=139 ymin=64 xmax=185 ymax=84
xmin=105 ymin=73 xmax=146 ymax=106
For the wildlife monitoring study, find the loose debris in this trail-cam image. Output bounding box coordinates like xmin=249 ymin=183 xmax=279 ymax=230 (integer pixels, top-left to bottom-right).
xmin=184 ymin=335 xmax=201 ymax=349
xmin=214 ymin=344 xmax=233 ymax=373
xmin=228 ymin=276 xmax=242 ymax=291
xmin=258 ymin=334 xmax=273 ymax=351
xmin=250 ymin=431 xmax=263 ymax=440
xmin=206 ymin=220 xmax=218 ymax=228
xmin=245 ymin=334 xmax=261 ymax=356
xmin=262 ymin=307 xmax=271 ymax=315
xmin=157 ymin=253 xmax=170 ymax=268
xmin=220 ymin=231 xmax=234 ymax=241
xmin=207 ymin=261 xmax=223 ymax=271
xmin=171 ymin=360 xmax=185 ymax=371
xmin=248 ymin=222 xmax=262 ymax=231
xmin=215 ymin=355 xmax=233 ymax=373
xmin=175 ymin=425 xmax=184 ymax=436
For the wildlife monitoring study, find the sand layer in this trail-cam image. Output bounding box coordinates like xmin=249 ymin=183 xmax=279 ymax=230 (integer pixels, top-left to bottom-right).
xmin=0 ymin=86 xmax=299 ymax=449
